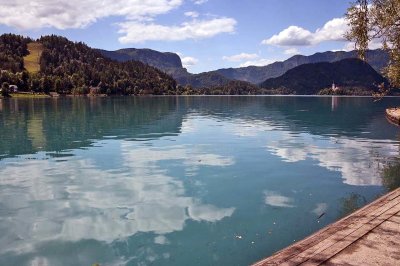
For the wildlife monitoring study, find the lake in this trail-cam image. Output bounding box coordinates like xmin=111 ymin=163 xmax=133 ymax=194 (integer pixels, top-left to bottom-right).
xmin=0 ymin=96 xmax=399 ymax=266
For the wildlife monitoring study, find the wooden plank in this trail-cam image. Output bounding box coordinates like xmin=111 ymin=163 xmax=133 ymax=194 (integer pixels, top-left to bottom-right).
xmin=253 ymin=188 xmax=400 ymax=266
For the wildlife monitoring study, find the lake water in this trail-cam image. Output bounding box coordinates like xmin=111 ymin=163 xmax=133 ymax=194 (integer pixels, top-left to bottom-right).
xmin=0 ymin=96 xmax=400 ymax=266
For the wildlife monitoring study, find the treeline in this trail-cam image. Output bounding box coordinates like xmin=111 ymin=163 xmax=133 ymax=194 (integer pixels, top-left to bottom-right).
xmin=0 ymin=34 xmax=31 ymax=73
xmin=175 ymin=80 xmax=273 ymax=95
xmin=0 ymin=34 xmax=177 ymax=96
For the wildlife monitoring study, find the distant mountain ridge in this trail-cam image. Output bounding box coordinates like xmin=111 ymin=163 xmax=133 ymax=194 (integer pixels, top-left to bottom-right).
xmin=260 ymin=58 xmax=386 ymax=95
xmin=99 ymin=48 xmax=232 ymax=88
xmin=98 ymin=48 xmax=183 ymax=71
xmin=213 ymin=50 xmax=389 ymax=84
xmin=99 ymin=48 xmax=389 ymax=88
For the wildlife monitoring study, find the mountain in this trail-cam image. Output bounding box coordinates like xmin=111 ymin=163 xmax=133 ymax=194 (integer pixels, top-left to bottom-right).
xmin=99 ymin=48 xmax=233 ymax=88
xmin=214 ymin=50 xmax=389 ymax=84
xmin=260 ymin=58 xmax=386 ymax=95
xmin=168 ymin=67 xmax=232 ymax=88
xmin=0 ymin=34 xmax=177 ymax=95
xmin=97 ymin=48 xmax=183 ymax=71
xmin=99 ymin=47 xmax=389 ymax=88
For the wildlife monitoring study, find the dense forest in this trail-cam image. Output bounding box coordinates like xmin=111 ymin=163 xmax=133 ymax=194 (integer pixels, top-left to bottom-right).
xmin=0 ymin=34 xmax=177 ymax=96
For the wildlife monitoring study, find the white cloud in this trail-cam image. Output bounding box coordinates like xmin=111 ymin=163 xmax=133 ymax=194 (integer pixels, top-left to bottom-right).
xmin=263 ymin=26 xmax=314 ymax=46
xmin=185 ymin=11 xmax=199 ymax=18
xmin=0 ymin=0 xmax=236 ymax=44
xmin=193 ymin=0 xmax=208 ymax=4
xmin=343 ymin=39 xmax=383 ymax=52
xmin=225 ymin=117 xmax=397 ymax=187
xmin=222 ymin=53 xmax=259 ymax=62
xmin=239 ymin=58 xmax=276 ymax=67
xmin=264 ymin=191 xmax=295 ymax=208
xmin=262 ymin=17 xmax=349 ymax=47
xmin=266 ymin=131 xmax=396 ymax=186
xmin=0 ymin=142 xmax=235 ymax=256
xmin=182 ymin=56 xmax=199 ymax=67
xmin=154 ymin=235 xmax=169 ymax=245
xmin=314 ymin=18 xmax=348 ymax=43
xmin=284 ymin=48 xmax=299 ymax=55
xmin=118 ymin=17 xmax=237 ymax=43
xmin=0 ymin=0 xmax=183 ymax=30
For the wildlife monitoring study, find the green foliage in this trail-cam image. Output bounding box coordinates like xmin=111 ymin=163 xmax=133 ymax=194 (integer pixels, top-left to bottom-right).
xmin=0 ymin=34 xmax=177 ymax=95
xmin=381 ymin=159 xmax=400 ymax=191
xmin=338 ymin=193 xmax=367 ymax=218
xmin=318 ymin=87 xmax=376 ymax=96
xmin=260 ymin=58 xmax=386 ymax=95
xmin=174 ymin=80 xmax=264 ymax=95
xmin=346 ymin=0 xmax=400 ymax=88
xmin=346 ymin=0 xmax=370 ymax=60
xmin=0 ymin=34 xmax=30 ymax=73
xmin=1 ymin=82 xmax=10 ymax=97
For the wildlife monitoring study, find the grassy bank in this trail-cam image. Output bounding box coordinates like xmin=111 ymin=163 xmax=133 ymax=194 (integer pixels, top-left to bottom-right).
xmin=23 ymin=42 xmax=43 ymax=73
xmin=10 ymin=93 xmax=51 ymax=98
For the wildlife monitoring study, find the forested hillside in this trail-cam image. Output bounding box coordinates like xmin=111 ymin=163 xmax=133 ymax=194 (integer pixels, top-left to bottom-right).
xmin=0 ymin=34 xmax=177 ymax=95
xmin=0 ymin=34 xmax=31 ymax=73
xmin=260 ymin=58 xmax=386 ymax=95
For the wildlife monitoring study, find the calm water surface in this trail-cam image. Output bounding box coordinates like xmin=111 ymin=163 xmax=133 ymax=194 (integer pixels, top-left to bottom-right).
xmin=0 ymin=96 xmax=400 ymax=266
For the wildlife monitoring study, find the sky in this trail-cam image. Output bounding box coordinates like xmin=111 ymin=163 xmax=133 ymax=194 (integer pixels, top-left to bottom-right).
xmin=0 ymin=0 xmax=373 ymax=73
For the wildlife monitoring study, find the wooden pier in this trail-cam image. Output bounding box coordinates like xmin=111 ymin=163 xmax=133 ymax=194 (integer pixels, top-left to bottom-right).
xmin=386 ymin=108 xmax=400 ymax=125
xmin=253 ymin=188 xmax=400 ymax=266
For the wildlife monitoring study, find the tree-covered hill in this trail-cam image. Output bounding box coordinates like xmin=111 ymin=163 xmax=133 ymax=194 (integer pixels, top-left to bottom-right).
xmin=0 ymin=34 xmax=177 ymax=95
xmin=260 ymin=58 xmax=386 ymax=95
xmin=0 ymin=34 xmax=31 ymax=73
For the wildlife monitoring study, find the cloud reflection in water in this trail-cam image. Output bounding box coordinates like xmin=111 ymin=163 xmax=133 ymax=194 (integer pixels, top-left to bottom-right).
xmin=227 ymin=118 xmax=398 ymax=186
xmin=0 ymin=142 xmax=235 ymax=255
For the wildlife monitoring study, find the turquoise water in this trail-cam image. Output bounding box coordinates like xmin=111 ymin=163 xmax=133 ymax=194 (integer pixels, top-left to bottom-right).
xmin=0 ymin=96 xmax=399 ymax=266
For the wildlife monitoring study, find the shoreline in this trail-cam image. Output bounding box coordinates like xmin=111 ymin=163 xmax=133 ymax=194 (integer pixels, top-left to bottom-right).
xmin=2 ymin=94 xmax=400 ymax=99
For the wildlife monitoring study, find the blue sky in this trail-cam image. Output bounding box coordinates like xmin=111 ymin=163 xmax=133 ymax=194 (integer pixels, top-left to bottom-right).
xmin=0 ymin=0 xmax=356 ymax=73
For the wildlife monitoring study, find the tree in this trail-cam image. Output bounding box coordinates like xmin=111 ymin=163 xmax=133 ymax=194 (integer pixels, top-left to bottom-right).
xmin=54 ymin=78 xmax=62 ymax=94
xmin=1 ymin=82 xmax=9 ymax=97
xmin=346 ymin=0 xmax=400 ymax=88
xmin=381 ymin=159 xmax=400 ymax=191
xmin=41 ymin=76 xmax=52 ymax=94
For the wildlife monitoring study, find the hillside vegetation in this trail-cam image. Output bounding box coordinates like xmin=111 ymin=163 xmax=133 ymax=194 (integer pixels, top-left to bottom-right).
xmin=0 ymin=34 xmax=31 ymax=73
xmin=0 ymin=34 xmax=177 ymax=95
xmin=260 ymin=58 xmax=386 ymax=95
xmin=23 ymin=42 xmax=43 ymax=73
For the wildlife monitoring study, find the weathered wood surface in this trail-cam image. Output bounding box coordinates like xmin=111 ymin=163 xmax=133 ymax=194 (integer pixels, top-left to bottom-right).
xmin=253 ymin=188 xmax=400 ymax=266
